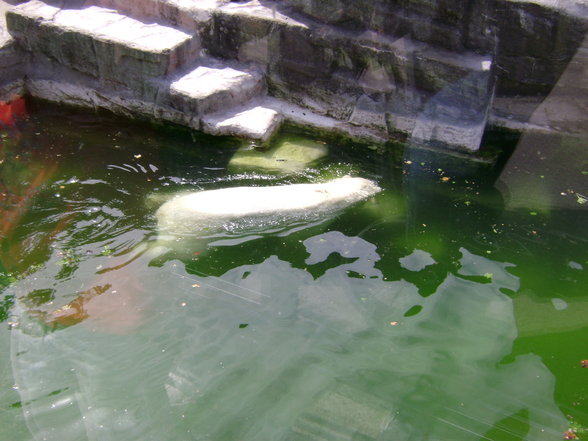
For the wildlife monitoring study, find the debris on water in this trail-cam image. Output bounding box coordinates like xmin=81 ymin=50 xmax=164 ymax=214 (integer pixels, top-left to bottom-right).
xmin=192 ymin=283 xmax=200 ymax=288
xmin=239 ymin=323 xmax=248 ymax=328
xmin=389 ymin=321 xmax=399 ymax=326
xmin=564 ymin=429 xmax=577 ymax=440
xmin=551 ymin=298 xmax=568 ymax=310
xmin=569 ymin=261 xmax=583 ymax=270
xmin=580 ymin=360 xmax=588 ymax=368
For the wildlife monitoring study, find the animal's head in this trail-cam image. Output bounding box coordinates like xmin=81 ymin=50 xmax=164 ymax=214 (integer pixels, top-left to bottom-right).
xmin=323 ymin=176 xmax=381 ymax=201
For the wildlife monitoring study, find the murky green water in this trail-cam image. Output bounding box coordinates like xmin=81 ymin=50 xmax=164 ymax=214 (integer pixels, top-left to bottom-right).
xmin=0 ymin=102 xmax=587 ymax=441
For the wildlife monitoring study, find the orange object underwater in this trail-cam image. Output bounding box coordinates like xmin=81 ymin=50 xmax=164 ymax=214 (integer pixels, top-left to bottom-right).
xmin=0 ymin=97 xmax=27 ymax=128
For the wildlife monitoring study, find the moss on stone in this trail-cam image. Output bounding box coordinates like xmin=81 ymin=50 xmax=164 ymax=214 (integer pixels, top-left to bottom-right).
xmin=229 ymin=136 xmax=329 ymax=173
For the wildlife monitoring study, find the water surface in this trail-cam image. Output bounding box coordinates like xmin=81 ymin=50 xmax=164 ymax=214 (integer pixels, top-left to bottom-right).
xmin=0 ymin=103 xmax=587 ymax=441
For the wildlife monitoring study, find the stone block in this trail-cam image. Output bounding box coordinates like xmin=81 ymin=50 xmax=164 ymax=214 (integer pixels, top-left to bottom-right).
xmin=498 ymin=2 xmax=558 ymax=58
xmin=409 ymin=64 xmax=494 ymax=151
xmin=168 ymin=65 xmax=264 ymax=116
xmin=6 ymin=1 xmax=196 ymax=90
xmin=0 ymin=37 xmax=26 ymax=90
xmin=202 ymin=103 xmax=282 ymax=143
xmin=228 ymin=136 xmax=328 ymax=173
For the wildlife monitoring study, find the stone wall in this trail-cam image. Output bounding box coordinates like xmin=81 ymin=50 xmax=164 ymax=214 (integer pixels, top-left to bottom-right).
xmin=278 ymin=0 xmax=588 ymax=94
xmin=200 ymin=0 xmax=588 ymax=148
xmin=0 ymin=0 xmax=25 ymax=100
xmin=1 ymin=0 xmax=587 ymax=152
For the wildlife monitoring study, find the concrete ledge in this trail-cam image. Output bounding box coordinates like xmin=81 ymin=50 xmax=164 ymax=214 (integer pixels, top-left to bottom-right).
xmin=7 ymin=1 xmax=198 ymax=89
xmin=169 ymin=65 xmax=264 ymax=115
xmin=202 ymin=102 xmax=283 ymax=143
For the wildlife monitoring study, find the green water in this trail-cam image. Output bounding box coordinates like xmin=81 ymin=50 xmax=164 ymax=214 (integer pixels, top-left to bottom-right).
xmin=0 ymin=103 xmax=587 ymax=441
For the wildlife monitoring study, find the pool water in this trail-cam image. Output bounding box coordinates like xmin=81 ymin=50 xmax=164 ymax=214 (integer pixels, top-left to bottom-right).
xmin=0 ymin=102 xmax=587 ymax=441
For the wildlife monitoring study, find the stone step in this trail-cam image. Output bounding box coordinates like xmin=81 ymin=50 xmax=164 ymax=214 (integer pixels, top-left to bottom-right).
xmin=92 ymin=0 xmax=224 ymax=33
xmin=201 ymin=101 xmax=282 ymax=143
xmin=168 ymin=64 xmax=265 ymax=117
xmin=6 ymin=0 xmax=198 ymax=91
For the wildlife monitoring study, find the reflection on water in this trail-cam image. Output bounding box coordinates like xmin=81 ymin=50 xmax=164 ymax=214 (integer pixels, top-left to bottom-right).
xmin=0 ymin=103 xmax=586 ymax=440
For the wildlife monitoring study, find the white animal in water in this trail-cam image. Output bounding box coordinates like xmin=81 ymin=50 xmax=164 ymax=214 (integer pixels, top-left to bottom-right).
xmin=155 ymin=176 xmax=381 ymax=236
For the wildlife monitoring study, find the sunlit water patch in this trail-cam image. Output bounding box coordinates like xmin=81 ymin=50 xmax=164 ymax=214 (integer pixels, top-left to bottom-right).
xmin=0 ymin=102 xmax=586 ymax=441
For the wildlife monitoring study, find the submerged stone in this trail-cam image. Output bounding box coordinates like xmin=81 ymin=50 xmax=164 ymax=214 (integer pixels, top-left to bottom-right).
xmin=228 ymin=137 xmax=329 ymax=172
xmin=155 ymin=176 xmax=380 ymax=236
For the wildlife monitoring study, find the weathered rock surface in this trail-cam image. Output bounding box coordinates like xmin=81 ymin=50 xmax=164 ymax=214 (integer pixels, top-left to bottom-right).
xmin=0 ymin=37 xmax=24 ymax=100
xmin=1 ymin=0 xmax=587 ymax=152
xmin=0 ymin=1 xmax=25 ymax=99
xmin=202 ymin=102 xmax=282 ymax=142
xmin=169 ymin=65 xmax=264 ymax=116
xmin=6 ymin=1 xmax=197 ymax=93
xmin=278 ymin=0 xmax=588 ymax=94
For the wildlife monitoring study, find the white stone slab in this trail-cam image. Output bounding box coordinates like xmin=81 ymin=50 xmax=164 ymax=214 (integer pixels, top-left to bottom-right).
xmin=202 ymin=104 xmax=282 ymax=141
xmin=169 ymin=65 xmax=263 ymax=115
xmin=10 ymin=0 xmax=59 ymax=21
xmin=170 ymin=66 xmax=259 ymax=99
xmin=53 ymin=6 xmax=191 ymax=53
xmin=220 ymin=0 xmax=308 ymax=28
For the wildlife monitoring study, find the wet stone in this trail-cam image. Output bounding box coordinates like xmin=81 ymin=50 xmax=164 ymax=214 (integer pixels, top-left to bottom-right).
xmin=228 ymin=137 xmax=328 ymax=173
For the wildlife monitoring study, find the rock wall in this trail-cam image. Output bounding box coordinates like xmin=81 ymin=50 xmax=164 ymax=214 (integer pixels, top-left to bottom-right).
xmin=1 ymin=0 xmax=587 ymax=152
xmin=0 ymin=0 xmax=25 ymax=100
xmin=279 ymin=0 xmax=588 ymax=93
xmin=204 ymin=0 xmax=588 ymax=127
